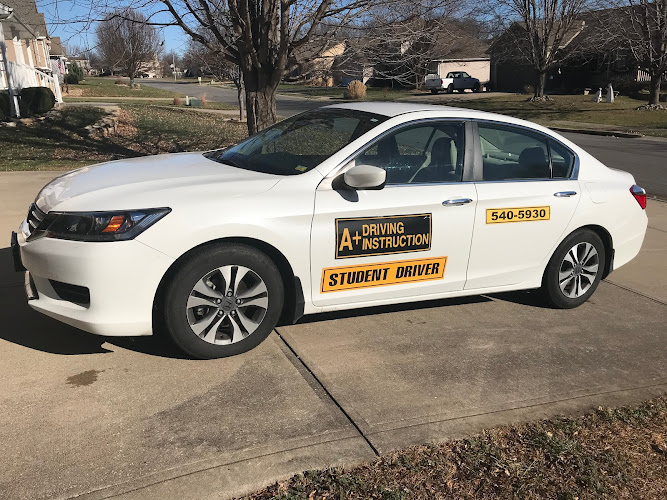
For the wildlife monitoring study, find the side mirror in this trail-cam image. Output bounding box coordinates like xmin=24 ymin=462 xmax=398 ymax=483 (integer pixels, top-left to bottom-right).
xmin=343 ymin=165 xmax=386 ymax=190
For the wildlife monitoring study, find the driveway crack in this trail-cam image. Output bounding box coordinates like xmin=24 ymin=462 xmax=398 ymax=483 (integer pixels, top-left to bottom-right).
xmin=274 ymin=329 xmax=380 ymax=456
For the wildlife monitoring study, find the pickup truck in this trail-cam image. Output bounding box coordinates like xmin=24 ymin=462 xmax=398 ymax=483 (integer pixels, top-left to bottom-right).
xmin=424 ymin=71 xmax=481 ymax=94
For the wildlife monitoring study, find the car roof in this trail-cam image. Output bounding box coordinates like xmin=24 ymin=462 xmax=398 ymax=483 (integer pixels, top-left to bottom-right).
xmin=325 ymin=101 xmax=466 ymax=117
xmin=322 ymin=101 xmax=580 ymax=152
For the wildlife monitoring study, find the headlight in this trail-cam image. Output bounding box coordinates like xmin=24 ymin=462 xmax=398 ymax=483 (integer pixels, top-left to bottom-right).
xmin=29 ymin=208 xmax=171 ymax=242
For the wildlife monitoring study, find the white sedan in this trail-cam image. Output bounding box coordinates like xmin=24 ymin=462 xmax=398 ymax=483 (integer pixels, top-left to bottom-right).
xmin=12 ymin=103 xmax=648 ymax=359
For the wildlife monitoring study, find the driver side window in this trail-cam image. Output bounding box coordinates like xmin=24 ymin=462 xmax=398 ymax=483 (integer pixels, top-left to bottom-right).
xmin=355 ymin=122 xmax=466 ymax=185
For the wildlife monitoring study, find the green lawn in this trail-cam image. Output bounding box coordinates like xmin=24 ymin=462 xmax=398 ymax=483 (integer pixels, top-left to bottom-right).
xmin=245 ymin=397 xmax=667 ymax=499
xmin=442 ymin=94 xmax=667 ymax=137
xmin=63 ymin=77 xmax=181 ymax=98
xmin=277 ymin=83 xmax=417 ymax=101
xmin=0 ymin=105 xmax=246 ymax=171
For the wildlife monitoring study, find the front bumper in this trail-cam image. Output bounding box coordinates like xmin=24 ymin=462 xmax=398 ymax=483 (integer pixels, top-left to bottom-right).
xmin=15 ymin=228 xmax=175 ymax=336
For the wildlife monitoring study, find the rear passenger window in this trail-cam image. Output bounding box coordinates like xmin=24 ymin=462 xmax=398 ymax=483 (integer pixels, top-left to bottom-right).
xmin=479 ymin=124 xmax=550 ymax=180
xmin=550 ymin=140 xmax=575 ymax=178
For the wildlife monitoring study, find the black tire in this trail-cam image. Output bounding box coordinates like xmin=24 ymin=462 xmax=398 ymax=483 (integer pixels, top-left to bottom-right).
xmin=447 ymin=84 xmax=454 ymax=94
xmin=473 ymin=82 xmax=481 ymax=93
xmin=431 ymin=89 xmax=439 ymax=94
xmin=541 ymin=229 xmax=605 ymax=309
xmin=162 ymin=243 xmax=284 ymax=359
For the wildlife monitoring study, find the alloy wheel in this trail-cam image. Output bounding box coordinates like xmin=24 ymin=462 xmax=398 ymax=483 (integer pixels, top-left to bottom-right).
xmin=186 ymin=265 xmax=269 ymax=345
xmin=558 ymin=242 xmax=599 ymax=298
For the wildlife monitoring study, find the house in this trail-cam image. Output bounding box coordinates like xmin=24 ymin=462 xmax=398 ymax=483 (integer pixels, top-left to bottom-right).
xmin=68 ymin=55 xmax=96 ymax=76
xmin=489 ymin=8 xmax=654 ymax=93
xmin=287 ymin=40 xmax=347 ymax=86
xmin=138 ymin=53 xmax=162 ymax=78
xmin=0 ymin=0 xmax=62 ymax=117
xmin=0 ymin=0 xmax=50 ymax=72
xmin=427 ymin=28 xmax=491 ymax=87
xmin=49 ymin=35 xmax=66 ymax=83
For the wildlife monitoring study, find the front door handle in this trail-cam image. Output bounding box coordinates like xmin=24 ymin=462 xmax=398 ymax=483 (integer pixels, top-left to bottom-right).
xmin=442 ymin=198 xmax=473 ymax=206
xmin=554 ymin=191 xmax=577 ymax=197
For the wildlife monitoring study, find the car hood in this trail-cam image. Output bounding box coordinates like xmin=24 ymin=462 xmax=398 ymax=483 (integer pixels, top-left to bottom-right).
xmin=35 ymin=152 xmax=282 ymax=212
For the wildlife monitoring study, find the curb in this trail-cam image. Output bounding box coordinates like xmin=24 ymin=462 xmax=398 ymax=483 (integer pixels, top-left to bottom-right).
xmin=550 ymin=127 xmax=643 ymax=138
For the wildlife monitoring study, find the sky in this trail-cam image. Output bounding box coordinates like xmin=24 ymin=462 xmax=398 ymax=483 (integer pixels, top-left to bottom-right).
xmin=36 ymin=0 xmax=190 ymax=55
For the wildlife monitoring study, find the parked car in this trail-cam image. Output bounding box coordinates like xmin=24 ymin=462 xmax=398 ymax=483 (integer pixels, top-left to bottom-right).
xmin=425 ymin=71 xmax=481 ymax=94
xmin=12 ymin=103 xmax=648 ymax=359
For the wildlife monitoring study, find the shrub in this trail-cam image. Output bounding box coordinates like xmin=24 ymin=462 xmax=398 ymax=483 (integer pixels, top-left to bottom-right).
xmin=609 ymin=74 xmax=647 ymax=97
xmin=200 ymin=94 xmax=208 ymax=108
xmin=68 ymin=62 xmax=84 ymax=84
xmin=64 ymin=73 xmax=79 ymax=85
xmin=18 ymin=87 xmax=55 ymax=116
xmin=173 ymin=96 xmax=183 ymax=106
xmin=115 ymin=78 xmax=124 ymax=85
xmin=0 ymin=91 xmax=10 ymax=119
xmin=344 ymin=80 xmax=366 ymax=100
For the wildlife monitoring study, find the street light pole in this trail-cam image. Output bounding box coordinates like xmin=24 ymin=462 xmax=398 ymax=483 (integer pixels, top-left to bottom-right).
xmin=0 ymin=6 xmax=20 ymax=118
xmin=173 ymin=53 xmax=176 ymax=81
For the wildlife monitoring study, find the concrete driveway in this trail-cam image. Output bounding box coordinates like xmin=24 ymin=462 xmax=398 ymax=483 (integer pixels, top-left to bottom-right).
xmin=1 ymin=172 xmax=665 ymax=500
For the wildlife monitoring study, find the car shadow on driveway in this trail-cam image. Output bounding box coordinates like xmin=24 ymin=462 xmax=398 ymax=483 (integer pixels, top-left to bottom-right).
xmin=291 ymin=295 xmax=493 ymax=324
xmin=0 ymin=247 xmax=188 ymax=358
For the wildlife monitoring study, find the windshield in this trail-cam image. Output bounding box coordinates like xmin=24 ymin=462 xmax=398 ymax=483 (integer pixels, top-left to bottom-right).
xmin=205 ymin=108 xmax=388 ymax=175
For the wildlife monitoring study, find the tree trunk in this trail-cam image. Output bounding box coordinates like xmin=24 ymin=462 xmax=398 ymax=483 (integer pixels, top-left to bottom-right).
xmin=649 ymin=73 xmax=662 ymax=105
xmin=535 ymin=70 xmax=547 ymax=98
xmin=243 ymin=69 xmax=278 ymax=135
xmin=237 ymin=78 xmax=246 ymax=122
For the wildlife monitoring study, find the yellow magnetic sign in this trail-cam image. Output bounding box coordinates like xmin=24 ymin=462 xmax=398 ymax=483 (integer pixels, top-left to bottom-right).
xmin=486 ymin=206 xmax=550 ymax=224
xmin=321 ymin=256 xmax=447 ymax=293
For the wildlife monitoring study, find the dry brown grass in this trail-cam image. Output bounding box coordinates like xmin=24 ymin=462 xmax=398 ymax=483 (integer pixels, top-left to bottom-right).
xmin=200 ymin=94 xmax=208 ymax=108
xmin=173 ymin=96 xmax=183 ymax=106
xmin=245 ymin=397 xmax=667 ymax=500
xmin=345 ymin=80 xmax=367 ymax=100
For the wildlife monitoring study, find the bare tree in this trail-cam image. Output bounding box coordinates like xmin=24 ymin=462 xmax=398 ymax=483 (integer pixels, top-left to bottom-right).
xmin=623 ymin=0 xmax=667 ymax=104
xmin=152 ymin=0 xmax=390 ymax=134
xmin=96 ymin=9 xmax=162 ymax=86
xmin=350 ymin=9 xmax=483 ymax=90
xmin=492 ymin=0 xmax=590 ymax=98
xmin=182 ymin=39 xmax=247 ymax=120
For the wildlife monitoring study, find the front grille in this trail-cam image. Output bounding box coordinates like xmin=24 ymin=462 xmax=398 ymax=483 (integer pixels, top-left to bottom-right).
xmin=49 ymin=280 xmax=90 ymax=307
xmin=26 ymin=203 xmax=46 ymax=237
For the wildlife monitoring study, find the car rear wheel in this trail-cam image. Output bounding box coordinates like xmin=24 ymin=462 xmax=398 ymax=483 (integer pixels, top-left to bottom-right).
xmin=473 ymin=82 xmax=481 ymax=93
xmin=431 ymin=89 xmax=439 ymax=94
xmin=447 ymin=84 xmax=454 ymax=94
xmin=542 ymin=229 xmax=605 ymax=309
xmin=162 ymin=243 xmax=284 ymax=359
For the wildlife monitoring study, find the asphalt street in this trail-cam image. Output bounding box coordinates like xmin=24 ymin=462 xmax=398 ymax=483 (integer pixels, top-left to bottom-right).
xmin=142 ymin=79 xmax=667 ymax=199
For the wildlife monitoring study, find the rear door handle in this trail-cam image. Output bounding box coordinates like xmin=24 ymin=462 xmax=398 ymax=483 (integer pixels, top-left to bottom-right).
xmin=554 ymin=191 xmax=577 ymax=197
xmin=442 ymin=198 xmax=473 ymax=206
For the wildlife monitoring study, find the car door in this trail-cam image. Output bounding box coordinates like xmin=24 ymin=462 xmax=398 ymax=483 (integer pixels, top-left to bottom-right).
xmin=311 ymin=120 xmax=477 ymax=307
xmin=465 ymin=121 xmax=581 ymax=290
xmin=460 ymin=72 xmax=472 ymax=89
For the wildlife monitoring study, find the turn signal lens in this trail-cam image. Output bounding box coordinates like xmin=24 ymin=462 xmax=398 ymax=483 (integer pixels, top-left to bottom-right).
xmin=630 ymin=185 xmax=647 ymax=209
xmin=102 ymin=215 xmax=126 ymax=233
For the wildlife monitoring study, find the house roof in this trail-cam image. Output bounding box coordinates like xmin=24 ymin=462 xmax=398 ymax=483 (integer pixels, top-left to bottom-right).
xmin=431 ymin=23 xmax=491 ymax=60
xmin=1 ymin=0 xmax=49 ymax=39
xmin=50 ymin=36 xmax=64 ymax=56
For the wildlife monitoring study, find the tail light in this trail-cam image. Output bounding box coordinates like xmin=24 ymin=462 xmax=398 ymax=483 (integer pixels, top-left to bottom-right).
xmin=440 ymin=79 xmax=444 ymax=85
xmin=630 ymin=185 xmax=646 ymax=209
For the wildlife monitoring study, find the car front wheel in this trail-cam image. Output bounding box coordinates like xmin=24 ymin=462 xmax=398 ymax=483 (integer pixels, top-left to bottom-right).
xmin=542 ymin=229 xmax=605 ymax=309
xmin=161 ymin=243 xmax=284 ymax=359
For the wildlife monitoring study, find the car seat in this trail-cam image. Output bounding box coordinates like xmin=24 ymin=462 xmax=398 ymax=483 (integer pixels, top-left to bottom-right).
xmin=518 ymin=147 xmax=550 ymax=178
